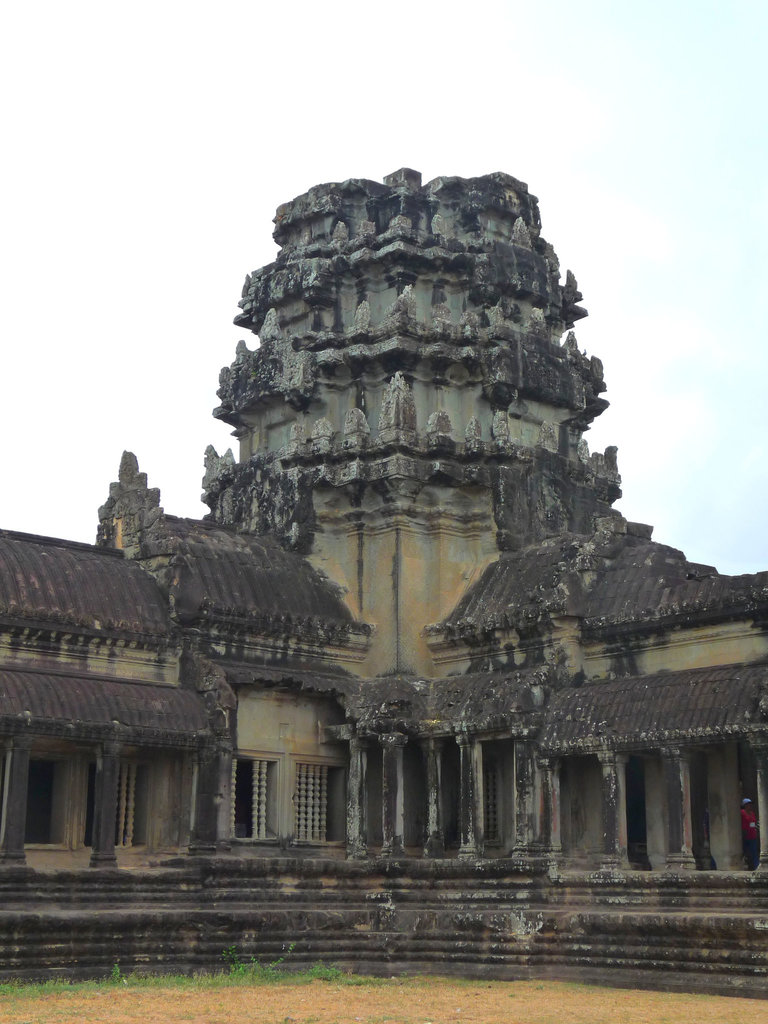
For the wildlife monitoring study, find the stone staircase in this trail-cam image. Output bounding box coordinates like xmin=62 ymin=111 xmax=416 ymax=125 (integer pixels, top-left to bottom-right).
xmin=0 ymin=858 xmax=766 ymax=996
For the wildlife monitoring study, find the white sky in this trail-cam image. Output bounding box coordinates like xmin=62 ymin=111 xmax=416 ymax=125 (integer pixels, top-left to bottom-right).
xmin=1 ymin=1 xmax=766 ymax=575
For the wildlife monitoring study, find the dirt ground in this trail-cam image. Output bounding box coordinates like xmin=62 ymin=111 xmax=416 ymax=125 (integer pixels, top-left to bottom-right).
xmin=2 ymin=977 xmax=766 ymax=1024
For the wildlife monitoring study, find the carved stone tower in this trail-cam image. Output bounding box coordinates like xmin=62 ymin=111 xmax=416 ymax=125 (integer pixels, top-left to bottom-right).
xmin=205 ymin=169 xmax=620 ymax=675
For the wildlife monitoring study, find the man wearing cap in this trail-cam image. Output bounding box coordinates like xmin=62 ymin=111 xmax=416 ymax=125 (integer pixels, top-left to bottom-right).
xmin=741 ymin=798 xmax=759 ymax=870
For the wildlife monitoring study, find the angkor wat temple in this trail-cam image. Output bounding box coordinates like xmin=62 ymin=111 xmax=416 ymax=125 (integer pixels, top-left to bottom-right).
xmin=1 ymin=169 xmax=766 ymax=993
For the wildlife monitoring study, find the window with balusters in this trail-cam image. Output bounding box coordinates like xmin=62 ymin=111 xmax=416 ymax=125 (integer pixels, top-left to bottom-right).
xmin=293 ymin=761 xmax=346 ymax=844
xmin=231 ymin=757 xmax=277 ymax=840
xmin=115 ymin=762 xmax=148 ymax=848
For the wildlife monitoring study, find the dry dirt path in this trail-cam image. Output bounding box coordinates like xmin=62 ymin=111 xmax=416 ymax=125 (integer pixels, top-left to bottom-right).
xmin=2 ymin=977 xmax=767 ymax=1024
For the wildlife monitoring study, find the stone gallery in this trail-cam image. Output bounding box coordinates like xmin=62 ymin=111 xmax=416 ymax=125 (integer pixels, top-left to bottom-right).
xmin=0 ymin=169 xmax=766 ymax=991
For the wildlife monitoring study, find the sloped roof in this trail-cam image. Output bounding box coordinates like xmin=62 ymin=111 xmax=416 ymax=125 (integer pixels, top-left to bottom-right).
xmin=438 ymin=537 xmax=581 ymax=635
xmin=437 ymin=531 xmax=768 ymax=639
xmin=158 ymin=518 xmax=356 ymax=630
xmin=540 ymin=662 xmax=768 ymax=752
xmin=0 ymin=669 xmax=208 ymax=744
xmin=581 ymin=538 xmax=768 ymax=628
xmin=0 ymin=530 xmax=169 ymax=635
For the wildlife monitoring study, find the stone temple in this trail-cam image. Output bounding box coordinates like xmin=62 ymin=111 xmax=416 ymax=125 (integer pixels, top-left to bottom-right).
xmin=1 ymin=169 xmax=767 ymax=992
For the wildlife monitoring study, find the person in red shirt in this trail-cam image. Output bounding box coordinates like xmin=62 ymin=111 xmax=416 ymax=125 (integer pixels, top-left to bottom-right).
xmin=741 ymin=798 xmax=759 ymax=870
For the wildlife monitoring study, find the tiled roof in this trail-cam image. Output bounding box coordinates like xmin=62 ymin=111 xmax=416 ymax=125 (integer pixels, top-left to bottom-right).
xmin=159 ymin=518 xmax=356 ymax=628
xmin=440 ymin=538 xmax=581 ymax=632
xmin=0 ymin=530 xmax=169 ymax=635
xmin=0 ymin=669 xmax=208 ymax=742
xmin=581 ymin=539 xmax=768 ymax=627
xmin=540 ymin=663 xmax=768 ymax=752
xmin=438 ymin=532 xmax=768 ymax=638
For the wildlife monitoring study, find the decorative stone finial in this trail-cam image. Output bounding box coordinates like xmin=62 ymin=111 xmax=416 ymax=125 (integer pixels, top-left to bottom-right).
xmin=332 ymin=221 xmax=349 ymax=242
xmin=512 ymin=217 xmax=532 ymax=247
xmin=97 ymin=452 xmax=164 ymax=557
xmin=379 ymin=372 xmax=417 ymax=443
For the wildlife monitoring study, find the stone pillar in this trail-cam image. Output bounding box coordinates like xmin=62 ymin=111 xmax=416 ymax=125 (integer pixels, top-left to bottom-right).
xmin=380 ymin=733 xmax=406 ymax=857
xmin=662 ymin=747 xmax=696 ymax=870
xmin=706 ymin=744 xmax=742 ymax=870
xmin=346 ymin=735 xmax=368 ymax=860
xmin=189 ymin=742 xmax=223 ymax=855
xmin=457 ymin=730 xmax=483 ymax=858
xmin=752 ymin=742 xmax=768 ymax=871
xmin=536 ymin=755 xmax=562 ymax=857
xmin=422 ymin=738 xmax=445 ymax=857
xmin=90 ymin=740 xmax=121 ymax=867
xmin=0 ymin=736 xmax=31 ymax=863
xmin=513 ymin=739 xmax=536 ymax=856
xmin=598 ymin=750 xmax=628 ymax=868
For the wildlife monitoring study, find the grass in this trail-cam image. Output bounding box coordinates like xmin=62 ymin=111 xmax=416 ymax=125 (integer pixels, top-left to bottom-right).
xmin=0 ymin=961 xmax=382 ymax=998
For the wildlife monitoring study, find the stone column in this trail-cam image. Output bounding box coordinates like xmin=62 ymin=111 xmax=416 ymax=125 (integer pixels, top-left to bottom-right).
xmin=513 ymin=739 xmax=536 ymax=856
xmin=90 ymin=740 xmax=121 ymax=867
xmin=346 ymin=735 xmax=368 ymax=860
xmin=189 ymin=742 xmax=222 ymax=855
xmin=536 ymin=755 xmax=562 ymax=858
xmin=380 ymin=733 xmax=406 ymax=857
xmin=662 ymin=747 xmax=696 ymax=870
xmin=457 ymin=730 xmax=483 ymax=858
xmin=422 ymin=738 xmax=445 ymax=857
xmin=705 ymin=744 xmax=742 ymax=870
xmin=598 ymin=750 xmax=628 ymax=868
xmin=0 ymin=736 xmax=31 ymax=864
xmin=752 ymin=741 xmax=768 ymax=871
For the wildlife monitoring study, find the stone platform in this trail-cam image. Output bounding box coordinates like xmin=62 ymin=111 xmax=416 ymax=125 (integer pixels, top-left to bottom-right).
xmin=1 ymin=858 xmax=766 ymax=997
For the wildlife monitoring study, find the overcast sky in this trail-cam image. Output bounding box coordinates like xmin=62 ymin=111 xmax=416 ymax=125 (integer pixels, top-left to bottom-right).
xmin=1 ymin=1 xmax=766 ymax=575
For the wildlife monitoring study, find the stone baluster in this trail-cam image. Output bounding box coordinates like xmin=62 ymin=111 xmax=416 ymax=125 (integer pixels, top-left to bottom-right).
xmin=662 ymin=747 xmax=696 ymax=870
xmin=598 ymin=750 xmax=628 ymax=868
xmin=346 ymin=735 xmax=368 ymax=860
xmin=422 ymin=738 xmax=445 ymax=857
xmin=90 ymin=739 xmax=121 ymax=867
xmin=0 ymin=736 xmax=31 ymax=864
xmin=380 ymin=733 xmax=407 ymax=857
xmin=457 ymin=730 xmax=483 ymax=858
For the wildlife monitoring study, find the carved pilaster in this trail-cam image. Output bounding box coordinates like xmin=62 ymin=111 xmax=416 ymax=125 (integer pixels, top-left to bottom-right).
xmin=536 ymin=755 xmax=561 ymax=858
xmin=750 ymin=740 xmax=768 ymax=871
xmin=380 ymin=733 xmax=407 ymax=857
xmin=598 ymin=750 xmax=628 ymax=868
xmin=346 ymin=736 xmax=368 ymax=860
xmin=422 ymin=738 xmax=445 ymax=857
xmin=457 ymin=731 xmax=483 ymax=858
xmin=513 ymin=739 xmax=536 ymax=856
xmin=662 ymin=747 xmax=696 ymax=871
xmin=90 ymin=739 xmax=121 ymax=868
xmin=189 ymin=742 xmax=226 ymax=855
xmin=0 ymin=736 xmax=31 ymax=863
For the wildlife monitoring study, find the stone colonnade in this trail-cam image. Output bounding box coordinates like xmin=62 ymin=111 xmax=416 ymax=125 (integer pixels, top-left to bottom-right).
xmin=344 ymin=733 xmax=768 ymax=870
xmin=0 ymin=735 xmax=226 ymax=866
xmin=344 ymin=731 xmax=552 ymax=860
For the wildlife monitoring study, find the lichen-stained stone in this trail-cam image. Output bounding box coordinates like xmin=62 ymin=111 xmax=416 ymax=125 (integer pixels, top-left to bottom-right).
xmin=4 ymin=168 xmax=768 ymax=990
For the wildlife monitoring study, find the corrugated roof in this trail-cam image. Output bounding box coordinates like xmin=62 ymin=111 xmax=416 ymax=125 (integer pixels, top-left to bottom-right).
xmin=0 ymin=670 xmax=208 ymax=740
xmin=0 ymin=531 xmax=169 ymax=635
xmin=540 ymin=663 xmax=768 ymax=752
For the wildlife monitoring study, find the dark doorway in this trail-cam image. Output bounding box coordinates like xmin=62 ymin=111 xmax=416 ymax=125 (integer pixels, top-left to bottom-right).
xmin=626 ymin=756 xmax=650 ymax=869
xmin=25 ymin=760 xmax=55 ymax=844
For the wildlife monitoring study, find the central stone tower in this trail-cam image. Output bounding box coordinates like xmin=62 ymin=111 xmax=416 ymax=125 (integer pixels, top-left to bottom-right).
xmin=205 ymin=169 xmax=620 ymax=676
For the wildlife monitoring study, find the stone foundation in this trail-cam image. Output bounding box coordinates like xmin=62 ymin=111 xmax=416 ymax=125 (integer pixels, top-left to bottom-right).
xmin=1 ymin=858 xmax=767 ymax=996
